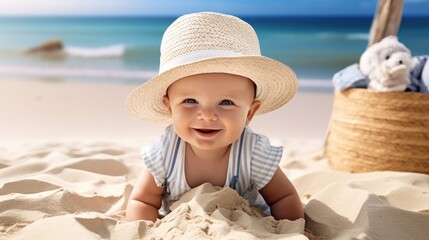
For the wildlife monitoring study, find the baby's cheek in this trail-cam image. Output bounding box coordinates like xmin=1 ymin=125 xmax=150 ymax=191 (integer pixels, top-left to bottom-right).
xmin=172 ymin=108 xmax=201 ymax=129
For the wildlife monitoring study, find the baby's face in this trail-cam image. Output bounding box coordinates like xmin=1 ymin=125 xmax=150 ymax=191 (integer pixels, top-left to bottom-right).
xmin=163 ymin=73 xmax=260 ymax=151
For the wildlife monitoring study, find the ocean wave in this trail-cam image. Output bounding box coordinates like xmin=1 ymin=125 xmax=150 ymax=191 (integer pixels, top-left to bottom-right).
xmin=346 ymin=33 xmax=369 ymax=40
xmin=64 ymin=44 xmax=126 ymax=58
xmin=298 ymin=79 xmax=333 ymax=88
xmin=0 ymin=65 xmax=333 ymax=90
xmin=316 ymin=32 xmax=369 ymax=41
xmin=0 ymin=65 xmax=157 ymax=80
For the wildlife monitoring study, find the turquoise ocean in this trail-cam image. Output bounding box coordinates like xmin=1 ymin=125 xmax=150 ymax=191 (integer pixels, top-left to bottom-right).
xmin=0 ymin=16 xmax=428 ymax=91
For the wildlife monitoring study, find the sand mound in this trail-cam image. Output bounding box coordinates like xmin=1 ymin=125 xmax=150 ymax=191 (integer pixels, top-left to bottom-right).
xmin=1 ymin=141 xmax=429 ymax=239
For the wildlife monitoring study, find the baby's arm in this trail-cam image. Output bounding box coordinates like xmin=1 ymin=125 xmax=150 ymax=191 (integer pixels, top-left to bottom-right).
xmin=259 ymin=167 xmax=304 ymax=221
xmin=260 ymin=168 xmax=318 ymax=240
xmin=126 ymin=167 xmax=165 ymax=222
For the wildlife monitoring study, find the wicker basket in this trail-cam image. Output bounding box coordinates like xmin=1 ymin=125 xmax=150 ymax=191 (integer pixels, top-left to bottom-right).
xmin=325 ymin=88 xmax=429 ymax=174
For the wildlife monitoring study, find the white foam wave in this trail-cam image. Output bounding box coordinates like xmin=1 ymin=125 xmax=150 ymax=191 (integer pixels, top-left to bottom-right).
xmin=0 ymin=66 xmax=334 ymax=90
xmin=346 ymin=33 xmax=369 ymax=41
xmin=0 ymin=65 xmax=157 ymax=79
xmin=64 ymin=45 xmax=126 ymax=58
xmin=299 ymin=79 xmax=333 ymax=88
xmin=316 ymin=32 xmax=369 ymax=41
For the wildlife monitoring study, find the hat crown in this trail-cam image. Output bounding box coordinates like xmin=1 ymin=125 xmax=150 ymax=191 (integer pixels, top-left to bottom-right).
xmin=159 ymin=12 xmax=261 ymax=73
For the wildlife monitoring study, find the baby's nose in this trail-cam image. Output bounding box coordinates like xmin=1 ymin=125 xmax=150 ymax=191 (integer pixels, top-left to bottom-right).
xmin=197 ymin=107 xmax=218 ymax=121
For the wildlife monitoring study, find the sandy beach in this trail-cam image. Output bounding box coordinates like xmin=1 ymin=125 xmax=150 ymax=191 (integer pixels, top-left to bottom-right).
xmin=1 ymin=79 xmax=429 ymax=239
xmin=0 ymin=80 xmax=333 ymax=142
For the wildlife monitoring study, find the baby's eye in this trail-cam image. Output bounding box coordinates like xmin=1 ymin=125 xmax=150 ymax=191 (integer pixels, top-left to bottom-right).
xmin=183 ymin=98 xmax=198 ymax=104
xmin=219 ymin=99 xmax=234 ymax=105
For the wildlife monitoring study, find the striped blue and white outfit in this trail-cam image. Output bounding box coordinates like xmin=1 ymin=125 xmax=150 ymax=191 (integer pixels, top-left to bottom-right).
xmin=141 ymin=125 xmax=283 ymax=215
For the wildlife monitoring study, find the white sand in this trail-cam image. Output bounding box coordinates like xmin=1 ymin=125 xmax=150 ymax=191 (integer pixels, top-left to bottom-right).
xmin=0 ymin=80 xmax=333 ymax=142
xmin=1 ymin=80 xmax=428 ymax=240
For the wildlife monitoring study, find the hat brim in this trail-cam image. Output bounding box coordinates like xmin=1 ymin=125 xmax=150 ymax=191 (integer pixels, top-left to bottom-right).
xmin=126 ymin=56 xmax=298 ymax=124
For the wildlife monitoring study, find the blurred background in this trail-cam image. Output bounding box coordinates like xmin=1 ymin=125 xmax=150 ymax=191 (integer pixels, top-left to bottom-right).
xmin=0 ymin=0 xmax=428 ymax=92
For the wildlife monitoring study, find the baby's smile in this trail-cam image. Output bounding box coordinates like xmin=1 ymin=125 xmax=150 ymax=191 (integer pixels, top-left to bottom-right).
xmin=193 ymin=128 xmax=221 ymax=137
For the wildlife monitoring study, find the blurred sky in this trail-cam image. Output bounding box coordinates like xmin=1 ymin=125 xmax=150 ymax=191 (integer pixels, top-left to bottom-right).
xmin=0 ymin=0 xmax=428 ymax=17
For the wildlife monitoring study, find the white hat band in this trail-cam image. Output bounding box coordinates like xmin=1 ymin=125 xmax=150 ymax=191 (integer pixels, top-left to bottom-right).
xmin=160 ymin=49 xmax=244 ymax=73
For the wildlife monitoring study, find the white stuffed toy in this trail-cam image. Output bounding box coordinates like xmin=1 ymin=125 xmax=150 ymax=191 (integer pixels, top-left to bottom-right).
xmin=359 ymin=35 xmax=416 ymax=92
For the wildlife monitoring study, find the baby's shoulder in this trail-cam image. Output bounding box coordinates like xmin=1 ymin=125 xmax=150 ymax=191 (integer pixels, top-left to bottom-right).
xmin=244 ymin=126 xmax=271 ymax=146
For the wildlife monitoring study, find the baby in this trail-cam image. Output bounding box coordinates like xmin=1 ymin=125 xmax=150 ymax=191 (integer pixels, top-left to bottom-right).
xmin=125 ymin=11 xmax=315 ymax=239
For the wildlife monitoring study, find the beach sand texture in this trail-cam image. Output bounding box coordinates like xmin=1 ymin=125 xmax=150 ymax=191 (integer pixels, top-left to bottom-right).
xmin=1 ymin=80 xmax=429 ymax=239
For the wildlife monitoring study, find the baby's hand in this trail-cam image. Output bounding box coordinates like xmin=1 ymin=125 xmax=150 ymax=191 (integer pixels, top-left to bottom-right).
xmin=304 ymin=231 xmax=318 ymax=240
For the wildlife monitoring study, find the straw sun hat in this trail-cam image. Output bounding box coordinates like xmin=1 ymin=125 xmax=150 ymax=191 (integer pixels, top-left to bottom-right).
xmin=126 ymin=12 xmax=298 ymax=123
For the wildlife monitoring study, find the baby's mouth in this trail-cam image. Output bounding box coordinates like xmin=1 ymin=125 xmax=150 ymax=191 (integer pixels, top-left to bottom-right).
xmin=194 ymin=128 xmax=221 ymax=136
